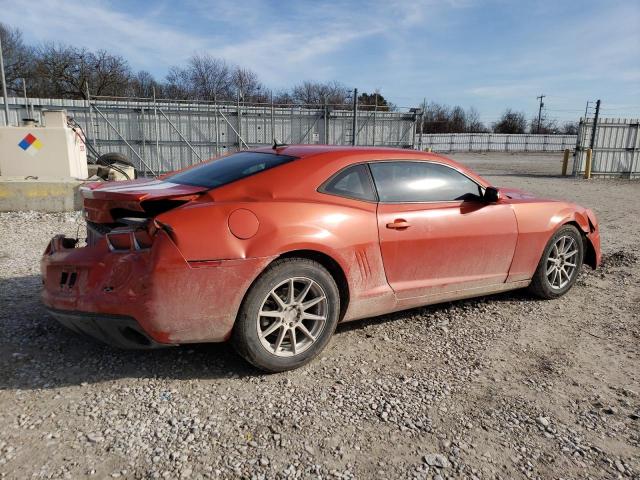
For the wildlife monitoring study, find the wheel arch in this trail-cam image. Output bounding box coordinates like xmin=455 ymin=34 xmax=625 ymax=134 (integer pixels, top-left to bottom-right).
xmin=276 ymin=249 xmax=350 ymax=320
xmin=563 ymin=220 xmax=597 ymax=269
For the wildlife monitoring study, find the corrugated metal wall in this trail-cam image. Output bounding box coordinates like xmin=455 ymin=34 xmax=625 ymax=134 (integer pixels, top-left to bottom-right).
xmin=3 ymin=97 xmax=637 ymax=178
xmin=0 ymin=97 xmax=416 ymax=173
xmin=573 ymin=117 xmax=640 ymax=178
xmin=416 ymin=133 xmax=577 ymax=153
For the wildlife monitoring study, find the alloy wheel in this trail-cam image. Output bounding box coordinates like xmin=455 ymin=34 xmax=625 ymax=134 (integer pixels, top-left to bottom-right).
xmin=256 ymin=277 xmax=328 ymax=357
xmin=546 ymin=235 xmax=579 ymax=290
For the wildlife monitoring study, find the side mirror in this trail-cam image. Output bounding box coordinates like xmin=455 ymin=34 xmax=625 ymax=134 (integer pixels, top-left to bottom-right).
xmin=483 ymin=186 xmax=501 ymax=203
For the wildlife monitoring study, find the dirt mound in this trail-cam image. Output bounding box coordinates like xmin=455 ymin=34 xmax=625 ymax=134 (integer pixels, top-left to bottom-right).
xmin=602 ymin=249 xmax=638 ymax=268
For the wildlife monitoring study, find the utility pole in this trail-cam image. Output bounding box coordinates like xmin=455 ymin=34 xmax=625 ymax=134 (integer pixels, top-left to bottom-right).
xmin=0 ymin=36 xmax=10 ymax=126
xmin=536 ymin=94 xmax=546 ymax=134
xmin=589 ymin=99 xmax=601 ymax=150
xmin=372 ymin=92 xmax=378 ymax=146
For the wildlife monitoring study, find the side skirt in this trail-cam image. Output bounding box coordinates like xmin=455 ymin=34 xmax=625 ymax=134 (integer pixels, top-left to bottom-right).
xmin=342 ymin=280 xmax=531 ymax=323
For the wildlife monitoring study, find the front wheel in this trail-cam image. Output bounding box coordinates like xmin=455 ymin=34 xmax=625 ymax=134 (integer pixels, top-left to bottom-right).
xmin=232 ymin=258 xmax=340 ymax=372
xmin=528 ymin=225 xmax=584 ymax=299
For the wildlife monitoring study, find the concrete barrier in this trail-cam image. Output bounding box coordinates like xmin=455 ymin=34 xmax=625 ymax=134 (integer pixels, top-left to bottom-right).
xmin=0 ymin=176 xmax=84 ymax=212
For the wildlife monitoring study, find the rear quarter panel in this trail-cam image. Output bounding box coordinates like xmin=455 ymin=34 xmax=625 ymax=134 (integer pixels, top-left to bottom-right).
xmin=156 ymin=194 xmax=395 ymax=322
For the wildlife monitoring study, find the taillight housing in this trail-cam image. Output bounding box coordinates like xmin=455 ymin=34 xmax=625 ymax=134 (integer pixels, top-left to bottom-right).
xmin=47 ymin=235 xmax=78 ymax=254
xmin=106 ymin=228 xmax=153 ymax=252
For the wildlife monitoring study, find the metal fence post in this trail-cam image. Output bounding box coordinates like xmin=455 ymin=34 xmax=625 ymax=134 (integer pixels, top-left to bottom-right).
xmin=324 ymin=98 xmax=329 ymax=144
xmin=153 ymin=87 xmax=160 ymax=172
xmin=85 ymin=83 xmax=98 ymax=151
xmin=237 ymin=90 xmax=242 ymax=151
xmin=586 ymin=99 xmax=601 ymax=176
xmin=0 ymin=36 xmax=10 ymax=126
xmin=214 ymin=95 xmax=220 ymax=156
xmin=584 ymin=148 xmax=593 ymax=179
xmin=590 ymin=100 xmax=600 ymax=150
xmin=351 ymin=88 xmax=358 ymax=146
xmin=140 ymin=106 xmax=146 ymax=170
xmin=21 ymin=78 xmax=29 ymax=119
xmin=270 ymin=91 xmax=275 ymax=143
xmin=372 ymin=94 xmax=378 ymax=147
xmin=562 ymin=149 xmax=570 ymax=176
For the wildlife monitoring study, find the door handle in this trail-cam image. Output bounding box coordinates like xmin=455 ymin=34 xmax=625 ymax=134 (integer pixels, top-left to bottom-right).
xmin=386 ymin=219 xmax=411 ymax=230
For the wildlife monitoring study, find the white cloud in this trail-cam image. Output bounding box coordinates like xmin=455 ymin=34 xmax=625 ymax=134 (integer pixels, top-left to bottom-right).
xmin=0 ymin=0 xmax=392 ymax=85
xmin=0 ymin=0 xmax=205 ymax=71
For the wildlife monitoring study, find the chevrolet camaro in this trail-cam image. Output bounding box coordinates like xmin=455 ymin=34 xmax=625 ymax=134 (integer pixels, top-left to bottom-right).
xmin=41 ymin=146 xmax=601 ymax=372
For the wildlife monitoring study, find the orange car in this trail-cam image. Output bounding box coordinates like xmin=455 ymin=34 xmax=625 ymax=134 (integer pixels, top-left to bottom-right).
xmin=41 ymin=146 xmax=601 ymax=371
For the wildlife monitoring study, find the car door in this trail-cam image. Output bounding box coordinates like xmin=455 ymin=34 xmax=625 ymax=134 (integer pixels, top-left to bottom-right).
xmin=370 ymin=160 xmax=518 ymax=300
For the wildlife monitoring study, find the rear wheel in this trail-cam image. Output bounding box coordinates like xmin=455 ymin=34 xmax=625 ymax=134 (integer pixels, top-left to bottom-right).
xmin=528 ymin=225 xmax=584 ymax=299
xmin=232 ymin=258 xmax=340 ymax=372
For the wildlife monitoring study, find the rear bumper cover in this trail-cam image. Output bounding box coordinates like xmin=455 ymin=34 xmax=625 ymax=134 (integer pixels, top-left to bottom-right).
xmin=41 ymin=231 xmax=275 ymax=345
xmin=47 ymin=308 xmax=167 ymax=349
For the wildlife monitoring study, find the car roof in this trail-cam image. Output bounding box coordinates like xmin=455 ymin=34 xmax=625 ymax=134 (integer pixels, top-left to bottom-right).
xmin=249 ymin=145 xmax=487 ymax=186
xmin=252 ymin=144 xmax=435 ymax=159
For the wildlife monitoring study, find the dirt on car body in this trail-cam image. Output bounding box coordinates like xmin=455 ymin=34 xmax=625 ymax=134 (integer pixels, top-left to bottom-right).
xmin=0 ymin=153 xmax=638 ymax=479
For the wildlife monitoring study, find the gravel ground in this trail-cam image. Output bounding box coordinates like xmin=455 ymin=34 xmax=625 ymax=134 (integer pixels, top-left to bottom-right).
xmin=1 ymin=153 xmax=638 ymax=480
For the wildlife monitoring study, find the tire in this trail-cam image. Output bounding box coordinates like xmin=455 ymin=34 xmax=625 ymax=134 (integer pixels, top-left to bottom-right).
xmin=96 ymin=152 xmax=134 ymax=168
xmin=96 ymin=152 xmax=137 ymax=180
xmin=232 ymin=258 xmax=340 ymax=372
xmin=528 ymin=225 xmax=584 ymax=299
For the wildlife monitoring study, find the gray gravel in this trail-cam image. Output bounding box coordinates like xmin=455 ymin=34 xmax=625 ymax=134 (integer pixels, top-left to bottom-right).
xmin=1 ymin=153 xmax=638 ymax=479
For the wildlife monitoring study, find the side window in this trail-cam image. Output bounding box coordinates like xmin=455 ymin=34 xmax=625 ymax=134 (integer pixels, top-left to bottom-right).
xmin=369 ymin=161 xmax=482 ymax=203
xmin=319 ymin=164 xmax=377 ymax=202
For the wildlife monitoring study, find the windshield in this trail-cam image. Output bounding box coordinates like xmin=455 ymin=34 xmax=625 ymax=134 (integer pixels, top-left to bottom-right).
xmin=168 ymin=151 xmax=297 ymax=188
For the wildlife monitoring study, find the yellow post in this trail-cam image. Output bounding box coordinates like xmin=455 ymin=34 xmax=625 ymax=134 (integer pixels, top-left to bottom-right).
xmin=584 ymin=148 xmax=593 ymax=179
xmin=562 ymin=149 xmax=570 ymax=176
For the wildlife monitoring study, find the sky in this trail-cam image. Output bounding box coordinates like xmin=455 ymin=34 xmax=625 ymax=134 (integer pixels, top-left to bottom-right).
xmin=1 ymin=0 xmax=639 ymax=124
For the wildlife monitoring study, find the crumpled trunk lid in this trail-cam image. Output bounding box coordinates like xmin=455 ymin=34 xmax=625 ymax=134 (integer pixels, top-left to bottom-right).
xmin=82 ymin=179 xmax=207 ymax=223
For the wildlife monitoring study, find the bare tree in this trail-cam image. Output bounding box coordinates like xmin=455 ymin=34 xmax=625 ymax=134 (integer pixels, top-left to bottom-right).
xmin=291 ymin=81 xmax=351 ymax=106
xmin=91 ymin=50 xmax=131 ymax=96
xmin=232 ymin=66 xmax=265 ymax=102
xmin=32 ymin=44 xmax=131 ymax=98
xmin=272 ymin=89 xmax=295 ymax=105
xmin=492 ymin=109 xmax=527 ymax=134
xmin=419 ymin=102 xmax=485 ymax=133
xmin=529 ymin=115 xmax=560 ymax=134
xmin=127 ymin=70 xmax=160 ymax=98
xmin=449 ymin=106 xmax=466 ymax=133
xmin=561 ymin=121 xmax=579 ymax=135
xmin=166 ymin=53 xmax=232 ymax=101
xmin=0 ymin=23 xmax=33 ymax=94
xmin=465 ymin=107 xmax=487 ymax=133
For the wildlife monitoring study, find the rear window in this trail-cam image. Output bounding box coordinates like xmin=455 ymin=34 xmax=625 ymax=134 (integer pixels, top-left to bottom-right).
xmin=168 ymin=151 xmax=296 ymax=188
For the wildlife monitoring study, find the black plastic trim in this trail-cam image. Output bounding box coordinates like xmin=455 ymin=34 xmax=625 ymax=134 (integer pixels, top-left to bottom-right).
xmin=46 ymin=308 xmax=172 ymax=350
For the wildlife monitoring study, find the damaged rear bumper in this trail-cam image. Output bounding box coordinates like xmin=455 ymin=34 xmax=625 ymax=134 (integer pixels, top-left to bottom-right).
xmin=41 ymin=230 xmax=274 ymax=347
xmin=47 ymin=308 xmax=167 ymax=349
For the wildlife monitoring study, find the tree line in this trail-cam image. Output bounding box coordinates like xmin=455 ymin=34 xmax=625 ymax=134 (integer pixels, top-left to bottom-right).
xmin=1 ymin=22 xmax=576 ymax=134
xmin=419 ymin=103 xmax=577 ymax=135
xmin=0 ymin=23 xmax=392 ymax=109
